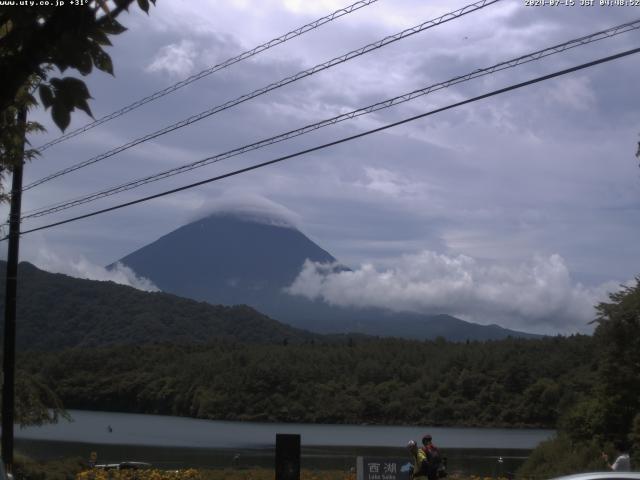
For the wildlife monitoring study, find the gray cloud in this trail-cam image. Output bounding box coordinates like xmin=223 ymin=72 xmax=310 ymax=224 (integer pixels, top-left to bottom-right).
xmin=3 ymin=0 xmax=638 ymax=335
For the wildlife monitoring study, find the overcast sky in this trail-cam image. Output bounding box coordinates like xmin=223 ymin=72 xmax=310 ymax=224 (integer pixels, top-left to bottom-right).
xmin=3 ymin=0 xmax=639 ymax=334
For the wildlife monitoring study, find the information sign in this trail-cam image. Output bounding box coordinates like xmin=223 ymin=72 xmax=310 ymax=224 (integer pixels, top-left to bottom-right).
xmin=356 ymin=457 xmax=413 ymax=480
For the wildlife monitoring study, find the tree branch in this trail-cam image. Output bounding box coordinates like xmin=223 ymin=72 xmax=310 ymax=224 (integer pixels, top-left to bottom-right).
xmin=96 ymin=0 xmax=134 ymax=24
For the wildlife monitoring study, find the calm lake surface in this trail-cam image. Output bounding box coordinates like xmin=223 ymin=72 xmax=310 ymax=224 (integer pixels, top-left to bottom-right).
xmin=15 ymin=410 xmax=554 ymax=475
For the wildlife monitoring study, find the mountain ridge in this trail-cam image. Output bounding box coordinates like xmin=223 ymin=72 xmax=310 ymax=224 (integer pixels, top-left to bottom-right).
xmin=113 ymin=212 xmax=540 ymax=341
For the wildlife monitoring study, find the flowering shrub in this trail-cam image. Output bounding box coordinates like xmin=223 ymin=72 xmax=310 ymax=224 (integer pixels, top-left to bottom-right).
xmin=76 ymin=469 xmax=509 ymax=480
xmin=76 ymin=469 xmax=357 ymax=480
xmin=76 ymin=469 xmax=201 ymax=480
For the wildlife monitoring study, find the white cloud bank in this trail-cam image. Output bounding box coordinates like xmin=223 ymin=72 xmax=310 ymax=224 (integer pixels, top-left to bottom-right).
xmin=286 ymin=251 xmax=623 ymax=334
xmin=32 ymin=248 xmax=159 ymax=292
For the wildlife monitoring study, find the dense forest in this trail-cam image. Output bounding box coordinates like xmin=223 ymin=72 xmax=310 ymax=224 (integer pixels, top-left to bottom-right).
xmin=21 ymin=335 xmax=595 ymax=428
xmin=518 ymin=279 xmax=640 ymax=477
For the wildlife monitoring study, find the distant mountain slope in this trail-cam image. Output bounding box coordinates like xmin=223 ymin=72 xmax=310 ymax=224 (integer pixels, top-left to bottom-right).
xmin=0 ymin=261 xmax=318 ymax=350
xmin=114 ymin=213 xmax=337 ymax=308
xmin=114 ymin=212 xmax=539 ymax=341
xmin=326 ymin=312 xmax=540 ymax=341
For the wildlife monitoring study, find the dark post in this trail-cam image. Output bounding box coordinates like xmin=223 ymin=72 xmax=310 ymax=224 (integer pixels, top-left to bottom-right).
xmin=275 ymin=433 xmax=300 ymax=480
xmin=2 ymin=106 xmax=26 ymax=471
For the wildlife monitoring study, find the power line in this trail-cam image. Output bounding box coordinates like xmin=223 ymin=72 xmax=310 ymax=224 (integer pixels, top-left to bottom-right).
xmin=23 ymin=0 xmax=500 ymax=191
xmin=33 ymin=0 xmax=380 ymax=153
xmin=12 ymin=46 xmax=640 ymax=240
xmin=20 ymin=18 xmax=640 ymax=220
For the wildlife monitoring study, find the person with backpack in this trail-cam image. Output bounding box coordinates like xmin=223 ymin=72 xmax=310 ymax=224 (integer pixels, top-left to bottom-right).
xmin=421 ymin=434 xmax=446 ymax=480
xmin=407 ymin=440 xmax=429 ymax=479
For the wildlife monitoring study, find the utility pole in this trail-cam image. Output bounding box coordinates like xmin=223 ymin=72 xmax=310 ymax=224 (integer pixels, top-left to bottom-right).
xmin=2 ymin=106 xmax=26 ymax=472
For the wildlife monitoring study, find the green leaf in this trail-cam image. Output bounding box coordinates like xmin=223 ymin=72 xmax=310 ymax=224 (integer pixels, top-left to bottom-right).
xmin=137 ymin=0 xmax=149 ymax=13
xmin=24 ymin=149 xmax=41 ymax=161
xmin=51 ymin=102 xmax=71 ymax=132
xmin=55 ymin=32 xmax=84 ymax=71
xmin=75 ymin=98 xmax=93 ymax=118
xmin=76 ymin=51 xmax=93 ymax=76
xmin=91 ymin=47 xmax=114 ymax=75
xmin=26 ymin=121 xmax=46 ymax=134
xmin=48 ymin=77 xmax=93 ymax=119
xmin=60 ymin=77 xmax=91 ymax=99
xmin=89 ymin=28 xmax=112 ymax=46
xmin=0 ymin=19 xmax=13 ymax=39
xmin=101 ymin=19 xmax=127 ymax=35
xmin=39 ymin=85 xmax=54 ymax=109
xmin=25 ymin=93 xmax=37 ymax=106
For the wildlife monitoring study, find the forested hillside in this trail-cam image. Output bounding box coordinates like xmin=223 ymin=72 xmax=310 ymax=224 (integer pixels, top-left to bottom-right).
xmin=22 ymin=335 xmax=595 ymax=428
xmin=518 ymin=279 xmax=640 ymax=477
xmin=0 ymin=261 xmax=319 ymax=349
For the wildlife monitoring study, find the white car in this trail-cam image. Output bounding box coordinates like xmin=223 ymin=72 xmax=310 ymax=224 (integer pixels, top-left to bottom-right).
xmin=0 ymin=463 xmax=12 ymax=480
xmin=552 ymin=472 xmax=640 ymax=480
xmin=95 ymin=462 xmax=152 ymax=470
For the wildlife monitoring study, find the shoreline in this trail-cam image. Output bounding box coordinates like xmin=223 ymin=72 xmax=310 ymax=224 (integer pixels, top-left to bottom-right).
xmin=16 ymin=410 xmax=554 ymax=451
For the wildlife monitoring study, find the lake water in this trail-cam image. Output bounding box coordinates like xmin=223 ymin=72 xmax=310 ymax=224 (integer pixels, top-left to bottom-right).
xmin=15 ymin=410 xmax=554 ymax=475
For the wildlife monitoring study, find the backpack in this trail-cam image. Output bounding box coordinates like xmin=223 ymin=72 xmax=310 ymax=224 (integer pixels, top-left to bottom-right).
xmin=424 ymin=445 xmax=442 ymax=467
xmin=423 ymin=445 xmax=447 ymax=478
